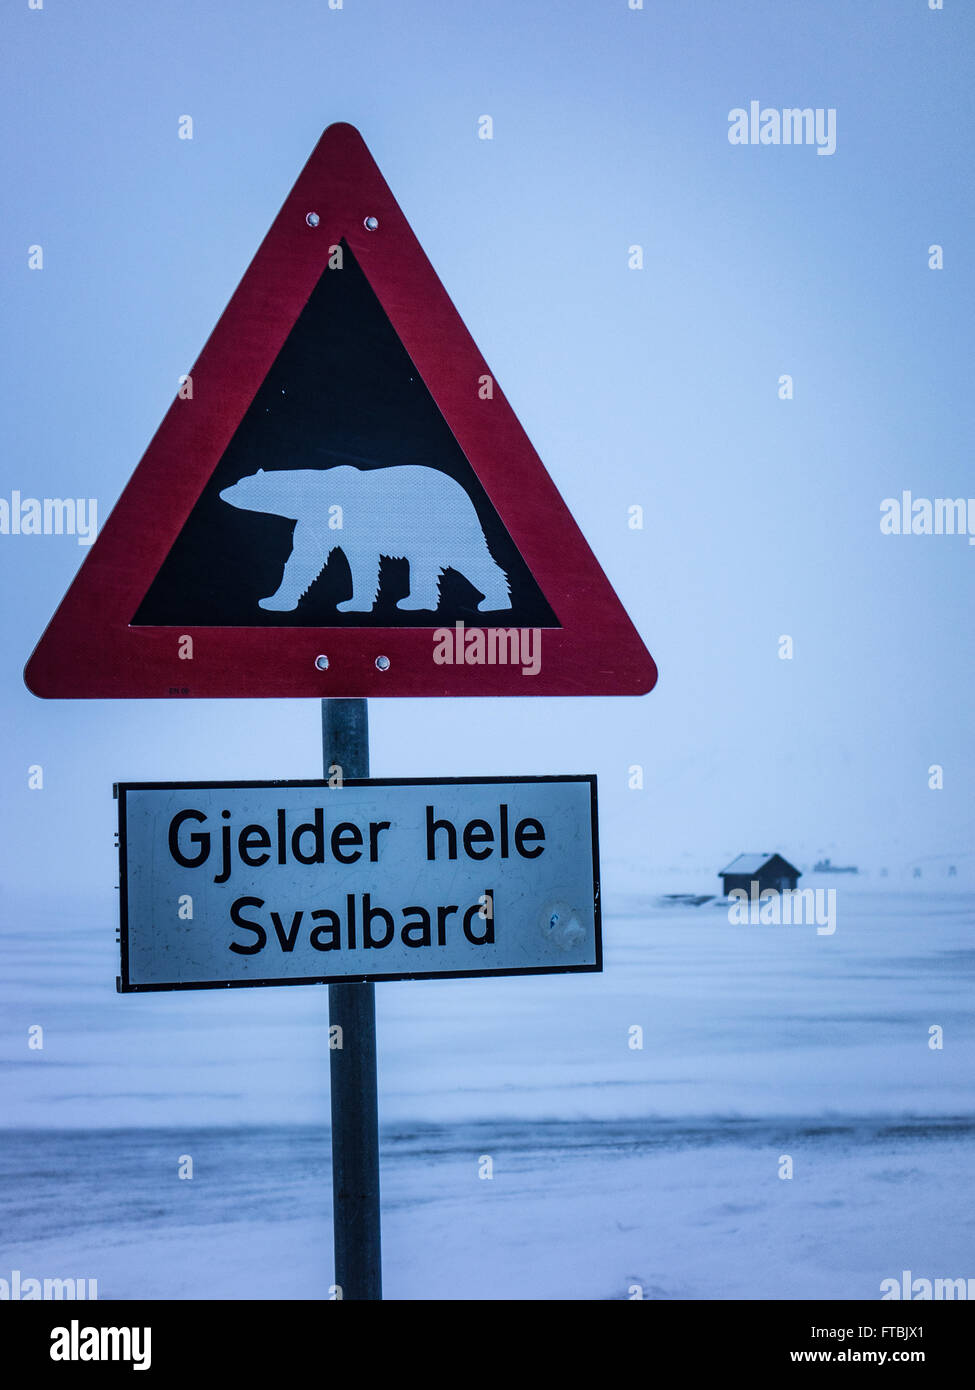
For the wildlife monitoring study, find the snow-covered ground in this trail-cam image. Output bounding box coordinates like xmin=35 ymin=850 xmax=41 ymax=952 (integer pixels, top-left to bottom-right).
xmin=1 ymin=882 xmax=973 ymax=1298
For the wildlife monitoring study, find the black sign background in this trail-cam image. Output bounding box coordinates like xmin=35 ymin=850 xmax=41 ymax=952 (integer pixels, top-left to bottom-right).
xmin=133 ymin=243 xmax=559 ymax=629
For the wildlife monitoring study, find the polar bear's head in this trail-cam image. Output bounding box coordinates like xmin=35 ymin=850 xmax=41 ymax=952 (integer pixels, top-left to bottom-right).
xmin=219 ymin=469 xmax=298 ymax=519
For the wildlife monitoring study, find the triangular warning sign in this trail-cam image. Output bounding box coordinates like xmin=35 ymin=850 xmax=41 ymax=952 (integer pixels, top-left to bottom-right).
xmin=24 ymin=124 xmax=657 ymax=699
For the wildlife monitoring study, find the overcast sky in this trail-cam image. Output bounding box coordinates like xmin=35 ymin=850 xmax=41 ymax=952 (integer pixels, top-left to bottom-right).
xmin=2 ymin=0 xmax=972 ymax=904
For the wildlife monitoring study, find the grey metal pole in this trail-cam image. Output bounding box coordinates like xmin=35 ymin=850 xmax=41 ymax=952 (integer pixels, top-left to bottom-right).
xmin=322 ymin=698 xmax=382 ymax=1301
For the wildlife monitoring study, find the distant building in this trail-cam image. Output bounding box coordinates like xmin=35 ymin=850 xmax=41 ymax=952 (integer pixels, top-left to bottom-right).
xmin=813 ymin=857 xmax=858 ymax=874
xmin=719 ymin=853 xmax=801 ymax=897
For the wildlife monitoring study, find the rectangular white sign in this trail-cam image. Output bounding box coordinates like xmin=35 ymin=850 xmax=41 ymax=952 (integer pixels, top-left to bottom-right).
xmin=117 ymin=777 xmax=600 ymax=991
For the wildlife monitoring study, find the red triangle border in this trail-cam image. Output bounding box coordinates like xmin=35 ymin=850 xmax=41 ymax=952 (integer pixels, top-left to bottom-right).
xmin=24 ymin=123 xmax=657 ymax=699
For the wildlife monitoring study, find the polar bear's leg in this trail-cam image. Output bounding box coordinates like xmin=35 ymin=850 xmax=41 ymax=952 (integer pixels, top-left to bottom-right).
xmin=259 ymin=524 xmax=329 ymax=611
xmin=336 ymin=548 xmax=382 ymax=613
xmin=460 ymin=541 xmax=512 ymax=612
xmin=396 ymin=563 xmax=443 ymax=611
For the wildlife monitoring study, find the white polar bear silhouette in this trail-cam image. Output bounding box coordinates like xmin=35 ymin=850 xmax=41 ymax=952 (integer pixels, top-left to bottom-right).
xmin=218 ymin=464 xmax=512 ymax=614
